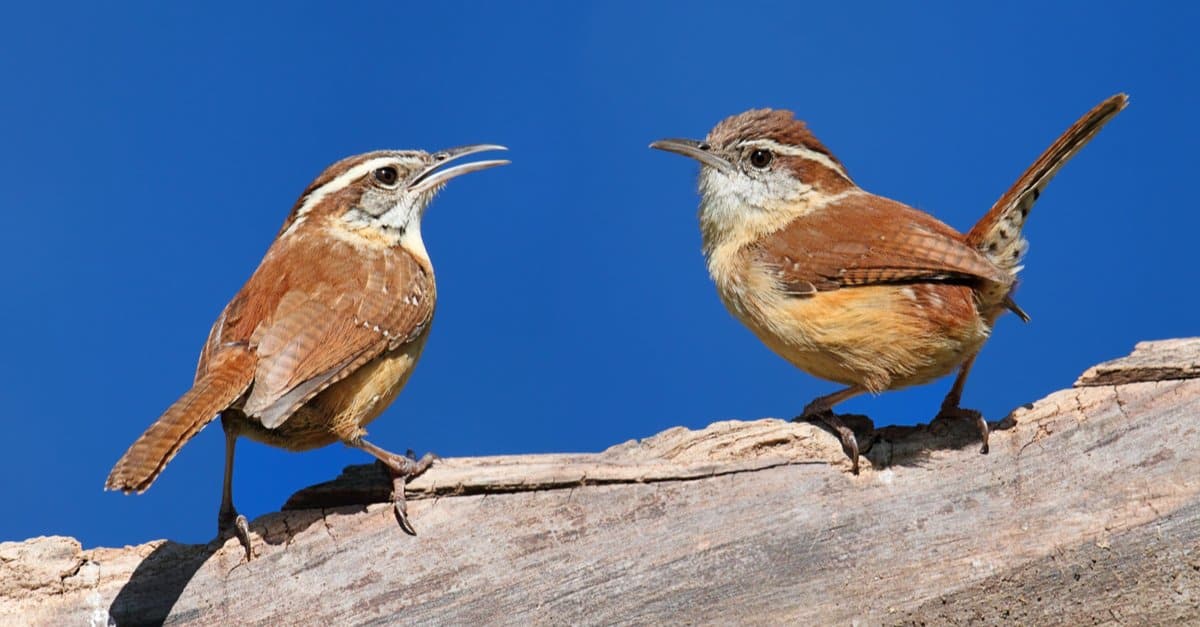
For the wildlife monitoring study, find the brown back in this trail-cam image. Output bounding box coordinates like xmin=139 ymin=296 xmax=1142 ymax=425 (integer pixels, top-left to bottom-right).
xmin=751 ymin=194 xmax=1010 ymax=295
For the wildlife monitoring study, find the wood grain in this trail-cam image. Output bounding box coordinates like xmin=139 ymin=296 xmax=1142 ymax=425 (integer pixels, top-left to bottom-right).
xmin=3 ymin=339 xmax=1199 ymax=625
xmin=1076 ymin=337 xmax=1200 ymax=386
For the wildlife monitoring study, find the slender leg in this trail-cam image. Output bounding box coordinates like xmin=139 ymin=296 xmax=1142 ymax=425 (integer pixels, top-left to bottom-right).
xmin=796 ymin=385 xmax=868 ymax=475
xmin=935 ymin=354 xmax=990 ymax=454
xmin=348 ymin=437 xmax=437 ymax=535
xmin=218 ymin=413 xmax=253 ymax=560
xmin=940 ymin=353 xmax=976 ymax=411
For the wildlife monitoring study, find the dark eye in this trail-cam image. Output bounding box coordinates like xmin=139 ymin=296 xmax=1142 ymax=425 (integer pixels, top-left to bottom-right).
xmin=749 ymin=149 xmax=773 ymax=169
xmin=373 ymin=166 xmax=399 ymax=186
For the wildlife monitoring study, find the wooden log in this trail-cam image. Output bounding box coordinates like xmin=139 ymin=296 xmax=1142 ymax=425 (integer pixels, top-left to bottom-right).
xmin=3 ymin=339 xmax=1198 ymax=625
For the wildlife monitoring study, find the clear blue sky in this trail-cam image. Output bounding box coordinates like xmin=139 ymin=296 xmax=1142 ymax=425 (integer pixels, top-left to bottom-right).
xmin=1 ymin=2 xmax=1195 ymax=548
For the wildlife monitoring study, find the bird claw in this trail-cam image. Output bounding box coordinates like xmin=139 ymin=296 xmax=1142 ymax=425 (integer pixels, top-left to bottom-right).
xmin=392 ymin=485 xmax=417 ymax=536
xmin=218 ymin=510 xmax=254 ymax=561
xmin=797 ymin=409 xmax=863 ymax=475
xmin=381 ymin=451 xmax=438 ymax=536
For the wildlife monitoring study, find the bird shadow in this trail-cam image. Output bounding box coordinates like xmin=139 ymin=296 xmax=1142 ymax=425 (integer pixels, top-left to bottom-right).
xmin=802 ymin=405 xmax=1026 ymax=471
xmin=106 ymin=466 xmax=387 ymax=625
xmin=108 ymin=538 xmax=219 ymax=626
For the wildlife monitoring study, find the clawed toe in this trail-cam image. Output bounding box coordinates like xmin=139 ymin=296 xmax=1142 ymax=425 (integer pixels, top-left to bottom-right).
xmin=392 ymin=477 xmax=417 ymax=535
xmin=400 ymin=451 xmax=439 ymax=477
xmin=798 ymin=410 xmax=863 ymax=475
xmin=838 ymin=428 xmax=861 ymax=475
xmin=378 ymin=451 xmax=437 ymax=535
xmin=352 ymin=438 xmax=438 ymax=535
xmin=218 ymin=510 xmax=254 ymax=561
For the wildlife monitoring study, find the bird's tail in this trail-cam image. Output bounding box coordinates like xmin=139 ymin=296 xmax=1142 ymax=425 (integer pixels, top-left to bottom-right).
xmin=968 ymin=93 xmax=1128 ymax=273
xmin=105 ymin=350 xmax=254 ymax=494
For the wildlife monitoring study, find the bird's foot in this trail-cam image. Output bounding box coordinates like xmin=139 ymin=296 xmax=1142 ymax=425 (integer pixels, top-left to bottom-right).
xmin=217 ymin=508 xmax=253 ymax=561
xmin=934 ymin=404 xmax=989 ymax=455
xmin=796 ymin=406 xmax=871 ymax=475
xmin=375 ymin=450 xmax=438 ymax=535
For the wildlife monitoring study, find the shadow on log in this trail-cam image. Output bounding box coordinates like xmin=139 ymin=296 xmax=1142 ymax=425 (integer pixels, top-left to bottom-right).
xmin=109 ymin=542 xmax=214 ymax=626
xmin=2 ymin=338 xmax=1198 ymax=624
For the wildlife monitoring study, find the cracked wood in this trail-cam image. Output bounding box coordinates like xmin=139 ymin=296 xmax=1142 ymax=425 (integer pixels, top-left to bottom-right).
xmin=2 ymin=338 xmax=1199 ymax=625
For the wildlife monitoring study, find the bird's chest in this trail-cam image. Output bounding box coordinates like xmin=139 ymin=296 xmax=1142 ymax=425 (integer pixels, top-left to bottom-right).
xmin=707 ymin=247 xmax=819 ymax=346
xmin=706 ymin=247 xmax=988 ymax=389
xmin=315 ymin=325 xmax=433 ymax=431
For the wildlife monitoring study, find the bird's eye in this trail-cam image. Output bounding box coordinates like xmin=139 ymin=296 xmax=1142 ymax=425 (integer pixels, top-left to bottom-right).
xmin=749 ymin=149 xmax=773 ymax=169
xmin=373 ymin=167 xmax=399 ymax=186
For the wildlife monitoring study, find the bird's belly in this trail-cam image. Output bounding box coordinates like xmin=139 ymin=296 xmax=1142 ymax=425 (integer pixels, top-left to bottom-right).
xmin=239 ymin=330 xmax=430 ymax=451
xmin=720 ymin=281 xmax=989 ymax=393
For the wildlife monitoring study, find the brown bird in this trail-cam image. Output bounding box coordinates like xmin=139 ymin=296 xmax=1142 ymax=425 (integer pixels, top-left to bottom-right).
xmin=651 ymin=95 xmax=1126 ymax=473
xmin=106 ymin=145 xmax=508 ymax=557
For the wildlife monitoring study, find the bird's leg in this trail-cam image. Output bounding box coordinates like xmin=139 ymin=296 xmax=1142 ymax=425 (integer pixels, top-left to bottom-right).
xmin=217 ymin=413 xmax=253 ymax=560
xmin=796 ymin=385 xmax=868 ymax=474
xmin=349 ymin=438 xmax=438 ymax=535
xmin=934 ymin=354 xmax=990 ymax=454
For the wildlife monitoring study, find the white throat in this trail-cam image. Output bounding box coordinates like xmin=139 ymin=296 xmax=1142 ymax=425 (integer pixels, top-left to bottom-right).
xmin=697 ymin=167 xmax=864 ymax=262
xmin=339 ymin=201 xmax=432 ymax=264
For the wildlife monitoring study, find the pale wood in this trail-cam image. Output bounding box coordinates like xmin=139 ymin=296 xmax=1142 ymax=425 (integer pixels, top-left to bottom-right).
xmin=1076 ymin=337 xmax=1200 ymax=386
xmin=3 ymin=339 xmax=1199 ymax=625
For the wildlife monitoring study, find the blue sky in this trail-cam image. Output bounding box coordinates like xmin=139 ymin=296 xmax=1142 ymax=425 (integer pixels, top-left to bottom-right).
xmin=1 ymin=2 xmax=1195 ymax=548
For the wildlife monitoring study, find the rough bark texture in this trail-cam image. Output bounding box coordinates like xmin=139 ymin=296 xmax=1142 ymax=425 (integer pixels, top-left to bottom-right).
xmin=3 ymin=339 xmax=1199 ymax=626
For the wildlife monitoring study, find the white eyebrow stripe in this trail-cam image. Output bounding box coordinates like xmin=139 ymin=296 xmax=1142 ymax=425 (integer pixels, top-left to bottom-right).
xmin=293 ymin=156 xmax=401 ymax=219
xmin=744 ymin=138 xmax=853 ymax=183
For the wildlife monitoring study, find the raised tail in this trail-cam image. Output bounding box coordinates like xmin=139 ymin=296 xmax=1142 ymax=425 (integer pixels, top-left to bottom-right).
xmin=105 ymin=350 xmax=254 ymax=494
xmin=968 ymin=93 xmax=1128 ymax=272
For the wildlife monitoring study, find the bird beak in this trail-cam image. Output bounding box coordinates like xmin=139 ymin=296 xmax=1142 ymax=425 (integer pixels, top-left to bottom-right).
xmin=649 ymin=138 xmax=733 ymax=174
xmin=408 ymin=144 xmax=510 ymax=193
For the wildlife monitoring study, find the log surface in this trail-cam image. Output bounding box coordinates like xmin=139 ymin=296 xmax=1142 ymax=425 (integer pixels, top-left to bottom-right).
xmin=3 ymin=339 xmax=1199 ymax=625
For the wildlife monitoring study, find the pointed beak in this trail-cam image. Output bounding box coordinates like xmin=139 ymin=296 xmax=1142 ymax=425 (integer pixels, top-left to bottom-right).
xmin=649 ymin=138 xmax=733 ymax=174
xmin=408 ymin=144 xmax=510 ymax=194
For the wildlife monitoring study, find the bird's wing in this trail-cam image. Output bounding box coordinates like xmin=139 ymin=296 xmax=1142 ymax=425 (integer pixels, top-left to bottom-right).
xmin=751 ymin=193 xmax=1011 ymax=295
xmin=200 ymin=233 xmax=435 ymax=429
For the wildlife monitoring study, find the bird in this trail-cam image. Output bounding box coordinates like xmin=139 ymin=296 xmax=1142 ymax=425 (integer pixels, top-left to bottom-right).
xmin=650 ymin=95 xmax=1127 ymax=473
xmin=106 ymin=145 xmax=509 ymax=557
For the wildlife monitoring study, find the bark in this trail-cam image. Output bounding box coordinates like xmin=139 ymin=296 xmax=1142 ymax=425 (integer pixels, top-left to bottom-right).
xmin=3 ymin=338 xmax=1199 ymax=626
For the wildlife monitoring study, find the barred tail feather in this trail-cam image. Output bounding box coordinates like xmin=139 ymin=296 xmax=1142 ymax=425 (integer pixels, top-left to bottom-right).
xmin=105 ymin=351 xmax=254 ymax=493
xmin=969 ymin=94 xmax=1128 ymax=272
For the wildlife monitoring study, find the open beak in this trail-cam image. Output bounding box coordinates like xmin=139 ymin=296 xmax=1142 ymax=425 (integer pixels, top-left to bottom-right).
xmin=408 ymin=144 xmax=510 ymax=193
xmin=649 ymin=138 xmax=733 ymax=174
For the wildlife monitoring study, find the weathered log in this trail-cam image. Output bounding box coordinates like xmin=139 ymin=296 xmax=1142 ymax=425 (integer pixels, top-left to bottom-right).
xmin=3 ymin=339 xmax=1198 ymax=625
